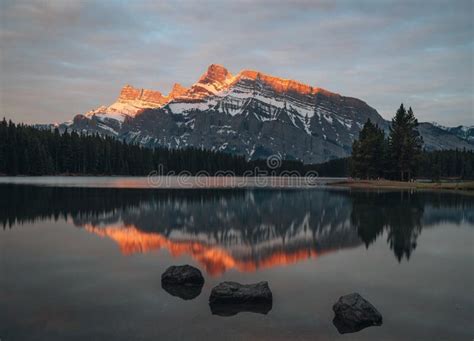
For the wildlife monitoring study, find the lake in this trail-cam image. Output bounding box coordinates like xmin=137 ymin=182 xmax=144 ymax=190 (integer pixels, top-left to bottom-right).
xmin=1 ymin=177 xmax=473 ymax=340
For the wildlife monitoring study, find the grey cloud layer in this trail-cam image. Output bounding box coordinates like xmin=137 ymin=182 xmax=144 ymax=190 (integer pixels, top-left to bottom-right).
xmin=0 ymin=0 xmax=472 ymax=125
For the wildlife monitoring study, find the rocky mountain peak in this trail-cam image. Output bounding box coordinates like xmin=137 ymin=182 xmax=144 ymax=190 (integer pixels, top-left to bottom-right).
xmin=118 ymin=84 xmax=142 ymax=101
xmin=200 ymin=64 xmax=233 ymax=84
xmin=168 ymin=83 xmax=188 ymax=99
xmin=117 ymin=84 xmax=166 ymax=105
xmin=236 ymin=70 xmax=317 ymax=96
xmin=185 ymin=64 xmax=235 ymax=98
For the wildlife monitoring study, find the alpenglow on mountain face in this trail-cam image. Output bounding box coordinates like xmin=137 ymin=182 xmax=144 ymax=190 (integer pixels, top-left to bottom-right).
xmin=62 ymin=64 xmax=473 ymax=163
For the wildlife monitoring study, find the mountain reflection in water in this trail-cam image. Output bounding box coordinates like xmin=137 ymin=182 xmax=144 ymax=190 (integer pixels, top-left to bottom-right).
xmin=84 ymin=224 xmax=335 ymax=275
xmin=1 ymin=185 xmax=472 ymax=275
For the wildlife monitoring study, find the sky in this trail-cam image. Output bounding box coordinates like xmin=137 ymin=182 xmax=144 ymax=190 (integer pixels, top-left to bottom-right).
xmin=0 ymin=0 xmax=472 ymax=126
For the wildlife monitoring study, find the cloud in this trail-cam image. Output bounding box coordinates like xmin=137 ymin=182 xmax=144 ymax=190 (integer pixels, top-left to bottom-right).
xmin=0 ymin=0 xmax=472 ymax=125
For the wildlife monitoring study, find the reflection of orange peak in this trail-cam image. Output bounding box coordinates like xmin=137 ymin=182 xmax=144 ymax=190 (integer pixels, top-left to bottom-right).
xmin=84 ymin=225 xmax=330 ymax=276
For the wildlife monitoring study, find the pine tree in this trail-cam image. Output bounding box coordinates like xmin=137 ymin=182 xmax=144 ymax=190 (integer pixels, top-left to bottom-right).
xmin=351 ymin=119 xmax=385 ymax=179
xmin=388 ymin=104 xmax=423 ymax=181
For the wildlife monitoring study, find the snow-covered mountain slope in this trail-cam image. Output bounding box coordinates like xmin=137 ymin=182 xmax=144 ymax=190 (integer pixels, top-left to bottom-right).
xmin=75 ymin=83 xmax=190 ymax=131
xmin=430 ymin=122 xmax=474 ymax=144
xmin=57 ymin=64 xmax=473 ymax=163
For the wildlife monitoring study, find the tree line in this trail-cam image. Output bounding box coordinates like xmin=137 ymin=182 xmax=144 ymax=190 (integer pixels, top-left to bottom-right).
xmin=313 ymin=151 xmax=474 ymax=180
xmin=0 ymin=119 xmax=310 ymax=176
xmin=0 ymin=119 xmax=253 ymax=175
xmin=418 ymin=149 xmax=474 ymax=180
xmin=0 ymin=116 xmax=472 ymax=179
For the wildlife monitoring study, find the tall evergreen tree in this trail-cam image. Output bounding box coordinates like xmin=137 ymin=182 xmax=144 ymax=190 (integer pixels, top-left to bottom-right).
xmin=388 ymin=104 xmax=423 ymax=181
xmin=351 ymin=119 xmax=385 ymax=179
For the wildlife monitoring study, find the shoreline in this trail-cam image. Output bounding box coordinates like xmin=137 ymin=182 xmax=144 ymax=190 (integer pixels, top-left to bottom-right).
xmin=329 ymin=179 xmax=474 ymax=191
xmin=1 ymin=175 xmax=473 ymax=192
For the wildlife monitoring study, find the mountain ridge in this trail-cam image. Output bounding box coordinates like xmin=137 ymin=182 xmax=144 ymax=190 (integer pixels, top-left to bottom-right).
xmin=55 ymin=64 xmax=473 ymax=163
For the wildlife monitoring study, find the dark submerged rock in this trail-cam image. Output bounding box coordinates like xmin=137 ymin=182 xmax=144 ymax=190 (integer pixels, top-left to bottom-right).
xmin=161 ymin=265 xmax=204 ymax=286
xmin=209 ymin=281 xmax=273 ymax=316
xmin=162 ymin=282 xmax=203 ymax=300
xmin=332 ymin=293 xmax=383 ymax=334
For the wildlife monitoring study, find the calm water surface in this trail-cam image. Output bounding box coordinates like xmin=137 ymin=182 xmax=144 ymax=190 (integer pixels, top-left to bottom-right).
xmin=1 ymin=178 xmax=473 ymax=340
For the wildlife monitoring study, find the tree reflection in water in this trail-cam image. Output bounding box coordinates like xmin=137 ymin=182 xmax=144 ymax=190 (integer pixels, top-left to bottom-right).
xmin=351 ymin=191 xmax=424 ymax=261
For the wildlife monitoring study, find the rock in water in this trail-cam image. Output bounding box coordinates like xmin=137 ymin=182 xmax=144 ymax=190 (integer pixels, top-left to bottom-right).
xmin=209 ymin=281 xmax=273 ymax=316
xmin=332 ymin=293 xmax=383 ymax=334
xmin=161 ymin=265 xmax=204 ymax=286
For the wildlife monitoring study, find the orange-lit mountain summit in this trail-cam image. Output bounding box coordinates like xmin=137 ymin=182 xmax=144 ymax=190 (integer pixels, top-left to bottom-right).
xmin=84 ymin=64 xmax=341 ymax=119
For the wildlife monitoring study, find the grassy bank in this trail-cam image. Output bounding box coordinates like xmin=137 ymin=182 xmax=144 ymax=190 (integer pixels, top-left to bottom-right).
xmin=330 ymin=179 xmax=474 ymax=191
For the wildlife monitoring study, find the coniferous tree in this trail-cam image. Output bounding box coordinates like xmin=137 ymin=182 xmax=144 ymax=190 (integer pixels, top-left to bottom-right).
xmin=351 ymin=119 xmax=385 ymax=179
xmin=388 ymin=104 xmax=423 ymax=181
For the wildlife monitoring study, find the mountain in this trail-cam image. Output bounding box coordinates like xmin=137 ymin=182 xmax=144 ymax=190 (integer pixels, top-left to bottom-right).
xmin=56 ymin=64 xmax=473 ymax=163
xmin=418 ymin=123 xmax=474 ymax=151
xmin=429 ymin=123 xmax=474 ymax=144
